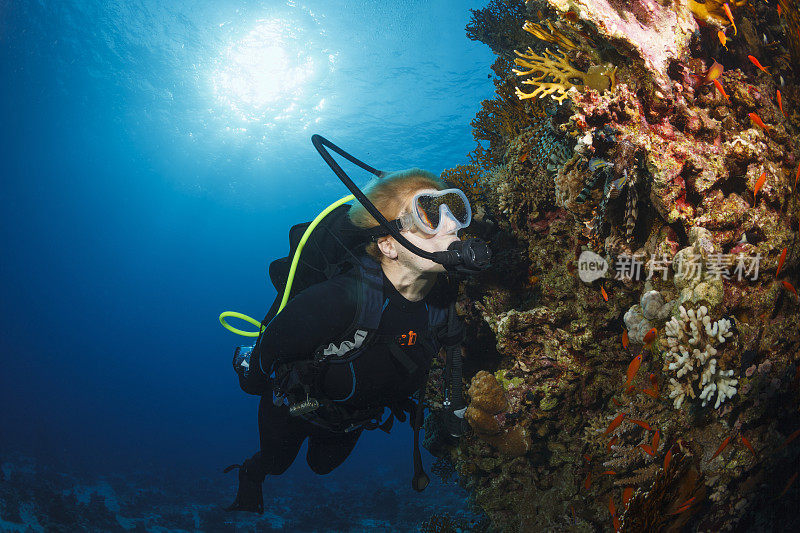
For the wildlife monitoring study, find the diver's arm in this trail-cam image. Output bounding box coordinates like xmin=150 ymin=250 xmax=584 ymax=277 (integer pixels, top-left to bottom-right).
xmin=258 ymin=277 xmax=358 ymax=365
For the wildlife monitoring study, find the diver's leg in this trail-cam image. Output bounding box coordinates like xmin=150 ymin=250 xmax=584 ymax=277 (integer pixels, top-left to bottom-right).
xmin=306 ymin=427 xmax=363 ymax=475
xmin=225 ymin=396 xmax=309 ymax=513
xmin=257 ymin=397 xmax=310 ymax=475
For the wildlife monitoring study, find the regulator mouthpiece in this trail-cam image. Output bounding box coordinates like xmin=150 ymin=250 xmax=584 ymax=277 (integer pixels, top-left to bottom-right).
xmin=436 ymin=238 xmax=492 ymax=275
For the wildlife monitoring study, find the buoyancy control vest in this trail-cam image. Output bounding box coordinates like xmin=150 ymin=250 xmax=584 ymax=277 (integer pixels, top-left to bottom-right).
xmin=268 ymin=254 xmax=452 ymax=432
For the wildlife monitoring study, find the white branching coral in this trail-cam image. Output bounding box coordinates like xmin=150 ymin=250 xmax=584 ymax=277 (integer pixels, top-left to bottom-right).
xmin=663 ymin=305 xmax=737 ymax=409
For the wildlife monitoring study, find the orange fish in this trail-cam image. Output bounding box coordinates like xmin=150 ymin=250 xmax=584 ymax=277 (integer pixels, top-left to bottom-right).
xmin=749 ymin=112 xmax=770 ymax=132
xmin=669 ymin=504 xmax=693 ymax=515
xmin=625 ymin=353 xmax=643 ymax=388
xmin=643 ymin=374 xmax=658 ymax=395
xmin=748 ymin=55 xmax=769 ymax=74
xmin=664 ymin=448 xmax=673 ymax=470
xmin=741 ymin=434 xmax=757 ymax=457
xmin=644 ymin=388 xmax=659 ymax=399
xmin=778 ymin=4 xmax=782 ymax=16
xmin=795 ymin=161 xmax=800 ymax=189
xmin=723 ymin=3 xmax=737 ymax=35
xmin=601 ymin=286 xmax=609 ymax=302
xmin=777 ymin=247 xmax=787 ymax=277
xmin=643 ymin=327 xmax=657 ymax=346
xmin=754 ymin=171 xmax=766 ymax=200
xmin=584 ymin=471 xmax=592 ymax=489
xmin=622 ymin=487 xmax=634 ymax=508
xmin=668 ymin=496 xmax=696 ymax=515
xmin=700 ymin=59 xmax=724 ymax=85
xmin=777 ymin=90 xmax=785 ymax=116
xmin=640 ymin=444 xmax=655 ymax=456
xmin=604 ymin=413 xmax=626 ymax=435
xmin=780 ymin=472 xmax=798 ymax=497
xmin=679 ymin=496 xmax=696 ymax=508
xmin=600 ymin=470 xmax=617 ymax=475
xmin=642 ymin=387 xmax=659 ymax=399
xmin=630 ymin=418 xmax=654 ymax=431
xmin=711 ymin=435 xmax=732 ymax=460
xmin=622 ymin=329 xmax=629 ymax=349
xmin=519 ymin=151 xmax=528 ymax=164
xmin=609 ymin=500 xmax=620 ymax=532
xmin=782 ymin=427 xmax=800 ymax=448
xmin=608 ymin=435 xmax=619 ymax=451
xmin=783 ymin=280 xmax=798 ymax=298
xmin=652 ymin=430 xmax=661 ymax=450
xmin=718 ymin=30 xmax=728 ymax=50
xmin=712 ymin=79 xmax=731 ymax=103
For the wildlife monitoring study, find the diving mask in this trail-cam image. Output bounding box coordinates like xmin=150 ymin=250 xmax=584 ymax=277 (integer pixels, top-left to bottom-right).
xmin=312 ymin=134 xmax=491 ymax=274
xmin=395 ymin=188 xmax=472 ymax=235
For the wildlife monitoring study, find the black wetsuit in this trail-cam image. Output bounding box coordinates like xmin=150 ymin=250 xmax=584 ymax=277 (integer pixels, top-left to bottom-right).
xmin=248 ymin=266 xmax=444 ymax=479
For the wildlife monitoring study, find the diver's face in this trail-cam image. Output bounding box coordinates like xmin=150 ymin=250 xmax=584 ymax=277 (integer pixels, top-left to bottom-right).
xmin=396 ymin=188 xmax=461 ymax=274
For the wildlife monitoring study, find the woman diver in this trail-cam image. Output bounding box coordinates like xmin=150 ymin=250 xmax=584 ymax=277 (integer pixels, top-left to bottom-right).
xmin=224 ymin=136 xmax=491 ymax=513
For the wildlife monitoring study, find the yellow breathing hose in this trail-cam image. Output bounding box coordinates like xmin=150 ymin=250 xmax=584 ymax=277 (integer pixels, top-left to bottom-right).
xmin=218 ymin=194 xmax=356 ymax=337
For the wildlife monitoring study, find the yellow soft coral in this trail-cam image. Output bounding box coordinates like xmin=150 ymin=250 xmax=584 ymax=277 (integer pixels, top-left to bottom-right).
xmin=514 ymin=48 xmax=616 ymax=104
xmin=688 ymin=0 xmax=747 ymax=29
xmin=522 ymin=20 xmax=578 ymax=51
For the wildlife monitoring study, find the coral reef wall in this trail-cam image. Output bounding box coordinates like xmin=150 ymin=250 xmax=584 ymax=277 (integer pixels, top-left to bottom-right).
xmin=429 ymin=0 xmax=800 ymax=530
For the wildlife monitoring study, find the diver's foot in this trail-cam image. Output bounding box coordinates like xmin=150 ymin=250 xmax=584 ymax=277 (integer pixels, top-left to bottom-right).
xmin=223 ymin=463 xmax=264 ymax=514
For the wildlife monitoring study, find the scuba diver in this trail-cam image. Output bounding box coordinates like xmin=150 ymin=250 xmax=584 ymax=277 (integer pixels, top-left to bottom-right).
xmin=221 ymin=135 xmax=491 ymax=513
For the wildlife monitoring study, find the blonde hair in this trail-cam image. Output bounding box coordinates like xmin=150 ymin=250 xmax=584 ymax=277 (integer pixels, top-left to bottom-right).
xmin=348 ymin=168 xmax=447 ymax=261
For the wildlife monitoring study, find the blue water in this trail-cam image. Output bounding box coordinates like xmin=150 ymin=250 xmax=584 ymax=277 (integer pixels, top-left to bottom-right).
xmin=1 ymin=0 xmax=494 ymax=530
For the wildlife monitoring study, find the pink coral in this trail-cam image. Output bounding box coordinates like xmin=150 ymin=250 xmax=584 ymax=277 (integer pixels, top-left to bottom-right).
xmin=549 ymin=0 xmax=697 ymax=91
